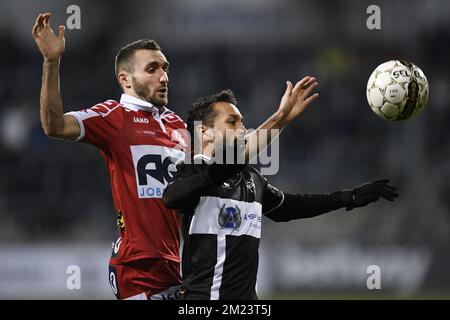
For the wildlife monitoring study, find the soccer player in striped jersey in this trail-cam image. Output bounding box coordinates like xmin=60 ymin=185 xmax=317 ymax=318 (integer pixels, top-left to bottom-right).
xmin=163 ymin=90 xmax=399 ymax=300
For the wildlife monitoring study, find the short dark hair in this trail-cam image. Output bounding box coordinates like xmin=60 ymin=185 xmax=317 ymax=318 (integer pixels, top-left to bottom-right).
xmin=115 ymin=39 xmax=161 ymax=77
xmin=186 ymin=89 xmax=237 ymax=139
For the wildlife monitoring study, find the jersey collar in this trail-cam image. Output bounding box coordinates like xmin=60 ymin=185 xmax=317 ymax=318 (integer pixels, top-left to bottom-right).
xmin=119 ymin=94 xmax=173 ymax=116
xmin=193 ymin=154 xmax=213 ymax=164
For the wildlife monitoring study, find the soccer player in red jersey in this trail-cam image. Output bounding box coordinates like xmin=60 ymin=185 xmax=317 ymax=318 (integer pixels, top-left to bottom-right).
xmin=33 ymin=13 xmax=185 ymax=300
xmin=32 ymin=12 xmax=319 ymax=300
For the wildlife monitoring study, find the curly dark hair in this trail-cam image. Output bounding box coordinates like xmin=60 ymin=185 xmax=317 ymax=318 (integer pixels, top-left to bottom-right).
xmin=186 ymin=89 xmax=237 ymax=139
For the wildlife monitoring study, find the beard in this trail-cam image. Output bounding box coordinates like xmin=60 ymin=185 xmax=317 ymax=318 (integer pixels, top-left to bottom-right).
xmin=131 ymin=76 xmax=167 ymax=107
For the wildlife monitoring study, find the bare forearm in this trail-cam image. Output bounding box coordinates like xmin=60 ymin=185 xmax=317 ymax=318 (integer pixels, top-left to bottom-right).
xmin=245 ymin=111 xmax=288 ymax=161
xmin=40 ymin=59 xmax=64 ymax=136
xmin=243 ymin=77 xmax=319 ymax=160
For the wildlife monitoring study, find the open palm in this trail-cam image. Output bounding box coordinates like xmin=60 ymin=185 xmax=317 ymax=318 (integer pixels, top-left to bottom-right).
xmin=32 ymin=13 xmax=65 ymax=62
xmin=278 ymin=76 xmax=319 ymax=123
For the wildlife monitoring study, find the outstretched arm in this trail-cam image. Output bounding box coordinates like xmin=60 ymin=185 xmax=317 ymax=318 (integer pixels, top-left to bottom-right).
xmin=163 ymin=157 xmax=245 ymax=210
xmin=32 ymin=12 xmax=80 ymax=141
xmin=162 ymin=163 xmax=212 ymax=210
xmin=245 ymin=76 xmax=319 ymax=160
xmin=264 ymin=179 xmax=399 ymax=222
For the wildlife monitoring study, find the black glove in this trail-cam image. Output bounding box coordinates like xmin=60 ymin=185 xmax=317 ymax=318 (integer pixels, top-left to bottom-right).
xmin=342 ymin=179 xmax=399 ymax=211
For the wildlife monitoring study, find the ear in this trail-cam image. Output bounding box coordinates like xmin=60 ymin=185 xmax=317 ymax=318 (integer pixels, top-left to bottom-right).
xmin=196 ymin=125 xmax=214 ymax=143
xmin=118 ymin=71 xmax=132 ymax=89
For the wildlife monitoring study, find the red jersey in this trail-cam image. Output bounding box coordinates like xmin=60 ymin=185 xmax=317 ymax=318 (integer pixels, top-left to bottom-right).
xmin=66 ymin=94 xmax=186 ymax=265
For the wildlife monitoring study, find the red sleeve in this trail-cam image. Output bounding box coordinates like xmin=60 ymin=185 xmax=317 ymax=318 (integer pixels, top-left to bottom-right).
xmin=65 ymin=100 xmax=121 ymax=149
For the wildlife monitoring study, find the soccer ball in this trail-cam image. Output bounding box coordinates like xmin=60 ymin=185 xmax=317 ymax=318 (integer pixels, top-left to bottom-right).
xmin=366 ymin=60 xmax=429 ymax=121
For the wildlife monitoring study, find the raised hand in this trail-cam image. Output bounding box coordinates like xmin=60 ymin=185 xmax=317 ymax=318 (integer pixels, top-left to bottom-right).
xmin=278 ymin=76 xmax=319 ymax=123
xmin=32 ymin=12 xmax=65 ymax=62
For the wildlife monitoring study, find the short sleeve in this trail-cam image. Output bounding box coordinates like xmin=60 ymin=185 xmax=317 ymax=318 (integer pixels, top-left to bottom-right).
xmin=65 ymin=100 xmax=120 ymax=149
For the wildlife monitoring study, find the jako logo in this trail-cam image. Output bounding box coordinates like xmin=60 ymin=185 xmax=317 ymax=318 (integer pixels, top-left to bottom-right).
xmin=131 ymin=145 xmax=184 ymax=198
xmin=134 ymin=117 xmax=149 ymax=124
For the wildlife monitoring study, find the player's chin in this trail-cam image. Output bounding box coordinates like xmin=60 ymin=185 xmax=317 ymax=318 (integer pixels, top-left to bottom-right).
xmin=152 ymin=94 xmax=168 ymax=107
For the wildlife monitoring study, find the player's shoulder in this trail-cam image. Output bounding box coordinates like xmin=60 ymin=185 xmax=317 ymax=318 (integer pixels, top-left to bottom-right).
xmin=66 ymin=99 xmax=123 ymax=122
xmin=247 ymin=165 xmax=263 ymax=177
xmin=173 ymin=154 xmax=208 ymax=177
xmin=246 ymin=165 xmax=268 ymax=184
xmin=89 ymin=99 xmax=122 ymax=116
xmin=161 ymin=108 xmax=186 ymax=127
xmin=85 ymin=99 xmax=124 ymax=121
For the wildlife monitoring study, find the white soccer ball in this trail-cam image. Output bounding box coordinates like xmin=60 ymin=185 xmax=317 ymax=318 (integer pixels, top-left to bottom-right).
xmin=366 ymin=60 xmax=429 ymax=121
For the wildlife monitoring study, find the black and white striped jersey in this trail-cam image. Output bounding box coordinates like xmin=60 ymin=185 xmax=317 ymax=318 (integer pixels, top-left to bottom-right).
xmin=163 ymin=155 xmax=348 ymax=300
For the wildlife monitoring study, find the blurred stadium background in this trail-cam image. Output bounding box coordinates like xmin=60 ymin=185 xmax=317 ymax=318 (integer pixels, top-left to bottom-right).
xmin=0 ymin=0 xmax=449 ymax=299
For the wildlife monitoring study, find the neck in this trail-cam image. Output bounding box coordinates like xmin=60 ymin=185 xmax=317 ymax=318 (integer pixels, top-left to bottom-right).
xmin=123 ymin=91 xmax=165 ymax=113
xmin=199 ymin=143 xmax=215 ymax=158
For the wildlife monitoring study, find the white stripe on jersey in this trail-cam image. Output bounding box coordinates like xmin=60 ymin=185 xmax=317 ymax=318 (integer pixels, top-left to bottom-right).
xmin=89 ymin=104 xmax=121 ymax=117
xmin=189 ymin=196 xmax=263 ymax=299
xmin=210 ymin=233 xmax=226 ymax=300
xmin=189 ymin=196 xmax=262 ymax=238
xmin=65 ymin=111 xmax=90 ymax=142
